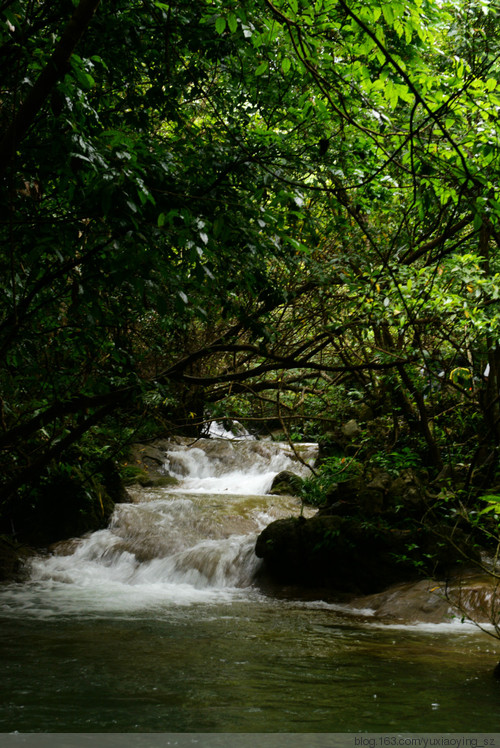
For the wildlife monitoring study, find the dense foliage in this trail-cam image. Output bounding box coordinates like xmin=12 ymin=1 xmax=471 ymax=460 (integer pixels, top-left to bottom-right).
xmin=0 ymin=0 xmax=499 ymax=550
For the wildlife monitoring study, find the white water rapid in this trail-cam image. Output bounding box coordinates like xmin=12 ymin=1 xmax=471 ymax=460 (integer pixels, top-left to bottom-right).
xmin=3 ymin=438 xmax=500 ymax=734
xmin=2 ymin=438 xmax=318 ymax=618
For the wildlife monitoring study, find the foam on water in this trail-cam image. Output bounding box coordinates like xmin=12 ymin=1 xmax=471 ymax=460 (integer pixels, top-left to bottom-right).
xmin=0 ymin=438 xmax=313 ymax=618
xmin=165 ymin=439 xmax=316 ymax=495
xmin=5 ymin=437 xmax=487 ymax=631
xmin=169 ymin=468 xmax=281 ymax=495
xmin=0 ymin=524 xmax=264 ymax=619
xmin=365 ymin=619 xmax=491 ymax=633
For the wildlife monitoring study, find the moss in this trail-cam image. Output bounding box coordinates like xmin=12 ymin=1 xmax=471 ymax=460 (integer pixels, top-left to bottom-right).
xmin=268 ymin=471 xmax=305 ymax=496
xmin=122 ymin=467 xmax=151 ymax=486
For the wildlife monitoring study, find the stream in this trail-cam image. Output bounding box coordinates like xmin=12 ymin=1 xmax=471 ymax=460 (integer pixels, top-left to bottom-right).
xmin=1 ymin=436 xmax=500 ymax=733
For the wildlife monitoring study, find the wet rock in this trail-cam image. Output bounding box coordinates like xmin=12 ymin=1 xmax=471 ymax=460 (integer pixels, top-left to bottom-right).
xmin=0 ymin=535 xmax=34 ymax=581
xmin=122 ymin=467 xmax=150 ymax=486
xmin=129 ymin=443 xmax=167 ymax=473
xmin=48 ymin=537 xmax=83 ymax=556
xmin=138 ymin=475 xmax=180 ymax=488
xmin=268 ymin=471 xmax=304 ymax=496
xmin=352 ymin=579 xmax=452 ymax=623
xmin=341 ymin=419 xmax=362 ymax=441
xmin=126 ymin=442 xmax=183 ymax=486
xmin=353 ymin=572 xmax=500 ymax=625
xmin=255 ymin=514 xmax=480 ymax=595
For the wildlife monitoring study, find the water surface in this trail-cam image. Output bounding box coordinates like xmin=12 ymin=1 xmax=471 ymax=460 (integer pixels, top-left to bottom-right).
xmin=1 ymin=438 xmax=499 ymax=733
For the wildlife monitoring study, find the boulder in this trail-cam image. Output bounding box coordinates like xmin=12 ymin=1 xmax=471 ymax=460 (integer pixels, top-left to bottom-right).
xmin=126 ymin=443 xmax=181 ymax=487
xmin=0 ymin=535 xmax=34 ymax=581
xmin=9 ymin=468 xmax=115 ymax=547
xmin=138 ymin=475 xmax=180 ymax=489
xmin=319 ymin=468 xmax=429 ymax=516
xmin=341 ymin=419 xmax=362 ymax=441
xmin=321 ymin=475 xmax=364 ymax=507
xmin=255 ymin=514 xmax=480 ymax=595
xmin=128 ymin=443 xmax=167 ymax=473
xmin=255 ymin=514 xmax=414 ymax=593
xmin=389 ymin=469 xmax=428 ymax=512
xmin=268 ymin=471 xmax=304 ymax=496
xmin=352 ymin=572 xmax=500 ymax=625
xmin=355 ymin=403 xmax=374 ymax=422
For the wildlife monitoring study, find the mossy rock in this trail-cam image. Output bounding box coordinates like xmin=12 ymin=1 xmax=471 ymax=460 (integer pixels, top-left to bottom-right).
xmin=138 ymin=475 xmax=180 ymax=488
xmin=122 ymin=467 xmax=151 ymax=486
xmin=268 ymin=471 xmax=305 ymax=496
xmin=0 ymin=535 xmax=34 ymax=581
xmin=128 ymin=443 xmax=167 ymax=473
xmin=255 ymin=514 xmax=480 ymax=595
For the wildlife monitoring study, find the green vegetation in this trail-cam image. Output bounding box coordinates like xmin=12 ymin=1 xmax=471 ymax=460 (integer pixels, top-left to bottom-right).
xmin=0 ymin=0 xmax=499 ymax=592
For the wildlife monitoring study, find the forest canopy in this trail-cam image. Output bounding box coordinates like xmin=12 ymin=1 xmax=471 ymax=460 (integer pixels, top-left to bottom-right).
xmin=1 ymin=0 xmax=499 ymax=541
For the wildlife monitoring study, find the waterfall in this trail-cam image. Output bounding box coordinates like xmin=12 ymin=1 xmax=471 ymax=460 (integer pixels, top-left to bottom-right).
xmin=1 ymin=438 xmax=317 ymax=618
xmin=164 ymin=437 xmax=317 ymax=495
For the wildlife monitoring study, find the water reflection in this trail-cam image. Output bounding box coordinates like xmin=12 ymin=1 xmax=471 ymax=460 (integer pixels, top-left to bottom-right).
xmin=1 ymin=600 xmax=500 ymax=732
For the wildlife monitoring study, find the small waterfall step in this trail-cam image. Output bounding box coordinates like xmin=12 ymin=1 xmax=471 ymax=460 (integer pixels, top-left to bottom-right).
xmin=11 ymin=437 xmax=318 ymax=616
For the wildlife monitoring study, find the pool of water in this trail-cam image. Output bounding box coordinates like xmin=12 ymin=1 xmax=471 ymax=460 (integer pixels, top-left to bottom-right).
xmin=2 ymin=596 xmax=500 ymax=732
xmin=2 ymin=438 xmax=500 ymax=734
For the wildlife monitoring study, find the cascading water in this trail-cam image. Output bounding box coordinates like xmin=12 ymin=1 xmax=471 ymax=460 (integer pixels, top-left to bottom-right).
xmin=164 ymin=437 xmax=317 ymax=495
xmin=2 ymin=436 xmax=500 ymax=734
xmin=1 ymin=438 xmax=317 ymax=617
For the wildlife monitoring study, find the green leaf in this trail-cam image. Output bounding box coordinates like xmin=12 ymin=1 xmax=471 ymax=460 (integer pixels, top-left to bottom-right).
xmin=75 ymin=70 xmax=95 ymax=90
xmin=255 ymin=61 xmax=268 ymax=76
xmin=473 ymin=213 xmax=483 ymax=230
xmin=4 ymin=9 xmax=20 ymax=30
xmin=215 ymin=16 xmax=226 ymax=35
xmin=382 ymin=4 xmax=394 ymax=25
xmin=228 ymin=12 xmax=238 ymax=33
xmin=282 ymin=58 xmax=291 ymax=74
